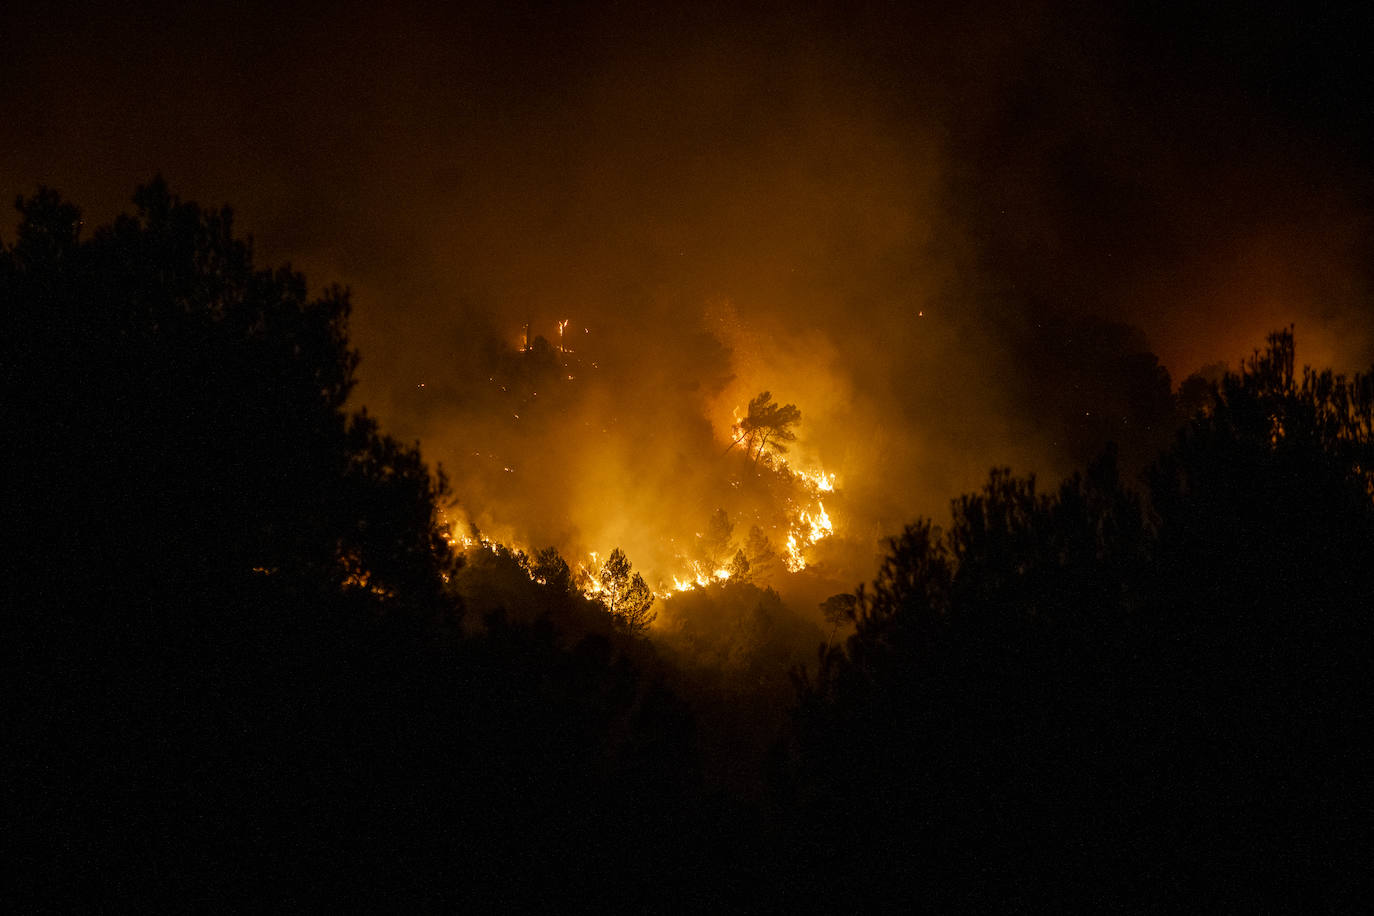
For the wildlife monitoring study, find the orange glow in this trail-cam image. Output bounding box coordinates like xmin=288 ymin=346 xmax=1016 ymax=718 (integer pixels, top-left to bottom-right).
xmin=437 ymin=394 xmax=845 ymax=602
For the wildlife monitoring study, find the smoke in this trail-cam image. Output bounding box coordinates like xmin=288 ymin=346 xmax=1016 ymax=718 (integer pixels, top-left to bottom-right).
xmin=4 ymin=0 xmax=1372 ymax=590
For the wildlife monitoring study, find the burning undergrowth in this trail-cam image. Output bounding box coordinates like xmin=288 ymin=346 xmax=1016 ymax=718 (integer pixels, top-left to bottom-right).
xmin=427 ymin=310 xmax=856 ymax=625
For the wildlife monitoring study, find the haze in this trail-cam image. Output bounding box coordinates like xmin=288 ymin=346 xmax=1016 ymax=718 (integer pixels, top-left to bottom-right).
xmin=6 ymin=0 xmax=1371 ymax=588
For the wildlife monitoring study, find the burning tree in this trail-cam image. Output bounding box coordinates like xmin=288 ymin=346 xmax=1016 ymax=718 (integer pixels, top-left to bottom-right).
xmin=597 ymin=548 xmax=657 ymax=634
xmin=745 ymin=525 xmax=780 ymax=582
xmin=728 ymin=391 xmax=801 ymax=463
xmin=820 ymin=592 xmax=858 ymax=640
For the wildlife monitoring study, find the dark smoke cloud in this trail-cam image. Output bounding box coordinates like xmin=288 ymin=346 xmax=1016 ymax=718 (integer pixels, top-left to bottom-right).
xmin=6 ymin=0 xmax=1372 ymax=587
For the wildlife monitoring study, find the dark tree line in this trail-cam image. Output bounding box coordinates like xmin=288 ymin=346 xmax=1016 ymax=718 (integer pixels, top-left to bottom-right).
xmin=8 ymin=183 xmax=1373 ymax=909
xmin=781 ymin=329 xmax=1374 ymax=910
xmin=4 ymin=183 xmax=715 ymax=908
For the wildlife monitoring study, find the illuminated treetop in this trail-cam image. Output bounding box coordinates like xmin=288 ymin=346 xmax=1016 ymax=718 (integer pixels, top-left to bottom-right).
xmin=728 ymin=390 xmax=801 ymax=464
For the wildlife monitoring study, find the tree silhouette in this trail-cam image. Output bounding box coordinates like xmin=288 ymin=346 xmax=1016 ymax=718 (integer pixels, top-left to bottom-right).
xmin=598 ymin=547 xmax=657 ymax=634
xmin=5 ymin=178 xmax=461 ymax=616
xmin=727 ymin=548 xmax=751 ymax=582
xmin=783 ymin=330 xmax=1374 ymax=910
xmin=4 ymin=178 xmax=484 ymax=904
xmin=700 ymin=507 xmax=736 ymax=569
xmin=744 ymin=524 xmax=780 ymax=581
xmin=726 ymin=390 xmax=801 ymax=463
xmin=531 ymin=545 xmax=573 ymax=592
xmin=819 ymin=592 xmax=857 ymax=640
xmin=6 ymin=182 xmax=713 ymax=908
xmin=14 ymin=181 xmax=1371 ymax=909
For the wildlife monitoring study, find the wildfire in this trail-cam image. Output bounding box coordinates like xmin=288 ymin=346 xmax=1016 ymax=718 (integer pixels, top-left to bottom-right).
xmin=443 ymin=447 xmax=841 ymax=588
xmin=778 ymin=466 xmax=838 ymax=572
xmin=665 ymin=561 xmax=736 ymax=596
xmin=580 ymin=552 xmax=605 ymax=595
xmin=435 ymin=377 xmax=846 ymax=608
xmin=784 ymin=532 xmax=804 ymax=573
xmin=779 ymin=489 xmax=835 ymax=574
xmin=796 ymin=468 xmax=836 ymax=493
xmin=439 ymin=506 xmax=479 ymax=550
xmin=806 ymin=501 xmax=833 ymax=541
xmin=781 ymin=498 xmax=835 ymax=574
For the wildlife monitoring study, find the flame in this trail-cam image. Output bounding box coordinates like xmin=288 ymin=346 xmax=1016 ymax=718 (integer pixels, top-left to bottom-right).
xmin=436 ymin=400 xmax=844 ymax=598
xmin=438 ymin=506 xmax=479 ymax=550
xmin=443 ymin=454 xmax=840 ymax=585
xmin=807 ymin=501 xmax=833 ymax=541
xmin=782 ymin=499 xmax=834 ymax=573
xmin=578 ymin=553 xmax=606 ymax=596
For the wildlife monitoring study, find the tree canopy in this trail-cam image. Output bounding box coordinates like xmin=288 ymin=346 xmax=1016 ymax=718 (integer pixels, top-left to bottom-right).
xmin=699 ymin=508 xmax=736 ymax=569
xmin=6 ymin=182 xmax=700 ymax=907
xmin=727 ymin=390 xmax=801 ymax=463
xmin=4 ymin=179 xmax=458 ymax=619
xmin=597 ymin=547 xmax=657 ymax=634
xmin=9 ymin=181 xmax=1372 ymax=911
xmin=784 ymin=329 xmax=1374 ymax=909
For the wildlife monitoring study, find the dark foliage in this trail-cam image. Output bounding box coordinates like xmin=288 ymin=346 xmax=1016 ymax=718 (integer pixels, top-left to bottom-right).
xmin=597 ymin=547 xmax=657 ymax=634
xmin=785 ymin=330 xmax=1374 ymax=909
xmin=9 ymin=182 xmax=1372 ymax=909
xmin=4 ymin=184 xmax=709 ymax=907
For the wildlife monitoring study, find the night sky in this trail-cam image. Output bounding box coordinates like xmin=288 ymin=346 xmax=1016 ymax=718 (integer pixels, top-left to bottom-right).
xmin=7 ymin=0 xmax=1373 ymax=585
